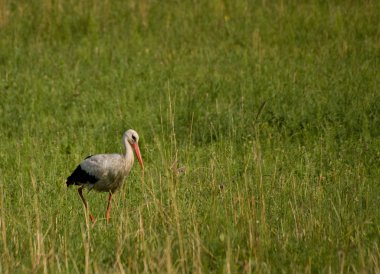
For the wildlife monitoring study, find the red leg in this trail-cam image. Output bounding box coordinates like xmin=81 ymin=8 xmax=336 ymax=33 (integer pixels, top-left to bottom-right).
xmin=106 ymin=191 xmax=113 ymax=224
xmin=78 ymin=187 xmax=95 ymax=224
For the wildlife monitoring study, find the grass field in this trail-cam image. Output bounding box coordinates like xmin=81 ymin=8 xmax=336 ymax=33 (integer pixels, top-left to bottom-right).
xmin=0 ymin=0 xmax=379 ymax=273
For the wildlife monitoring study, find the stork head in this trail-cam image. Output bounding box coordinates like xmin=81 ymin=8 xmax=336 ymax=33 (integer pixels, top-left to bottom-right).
xmin=124 ymin=129 xmax=144 ymax=171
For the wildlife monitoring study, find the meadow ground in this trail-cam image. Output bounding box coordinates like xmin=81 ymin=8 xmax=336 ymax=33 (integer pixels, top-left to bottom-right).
xmin=0 ymin=1 xmax=379 ymax=273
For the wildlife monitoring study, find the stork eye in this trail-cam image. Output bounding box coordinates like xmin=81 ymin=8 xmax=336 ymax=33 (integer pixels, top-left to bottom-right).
xmin=132 ymin=135 xmax=137 ymax=142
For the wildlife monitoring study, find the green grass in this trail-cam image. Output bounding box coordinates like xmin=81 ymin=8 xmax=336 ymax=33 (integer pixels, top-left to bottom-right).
xmin=1 ymin=0 xmax=379 ymax=273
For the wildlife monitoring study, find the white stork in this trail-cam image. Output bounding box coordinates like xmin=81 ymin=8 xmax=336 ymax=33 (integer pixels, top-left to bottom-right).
xmin=66 ymin=129 xmax=144 ymax=224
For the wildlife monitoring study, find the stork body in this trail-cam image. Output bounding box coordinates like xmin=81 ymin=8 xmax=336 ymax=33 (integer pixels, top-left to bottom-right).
xmin=66 ymin=129 xmax=144 ymax=224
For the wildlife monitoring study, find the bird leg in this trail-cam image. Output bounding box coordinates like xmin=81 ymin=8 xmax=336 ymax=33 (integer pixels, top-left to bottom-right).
xmin=78 ymin=187 xmax=95 ymax=224
xmin=106 ymin=191 xmax=113 ymax=224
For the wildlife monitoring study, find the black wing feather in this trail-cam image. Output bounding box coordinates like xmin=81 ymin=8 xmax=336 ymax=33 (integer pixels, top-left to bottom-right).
xmin=66 ymin=164 xmax=98 ymax=187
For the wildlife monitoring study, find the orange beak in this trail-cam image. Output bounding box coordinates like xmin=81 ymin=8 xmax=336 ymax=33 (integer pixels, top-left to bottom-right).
xmin=132 ymin=143 xmax=144 ymax=172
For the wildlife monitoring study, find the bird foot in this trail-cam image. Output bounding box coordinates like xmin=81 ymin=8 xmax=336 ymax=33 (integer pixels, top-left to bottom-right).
xmin=90 ymin=214 xmax=95 ymax=224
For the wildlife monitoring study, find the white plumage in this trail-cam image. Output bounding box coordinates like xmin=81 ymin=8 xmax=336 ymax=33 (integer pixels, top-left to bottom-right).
xmin=66 ymin=129 xmax=144 ymax=224
xmin=80 ymin=154 xmax=132 ymax=192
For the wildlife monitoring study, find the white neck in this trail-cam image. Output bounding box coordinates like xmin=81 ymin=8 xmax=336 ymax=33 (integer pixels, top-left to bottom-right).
xmin=123 ymin=137 xmax=134 ymax=165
